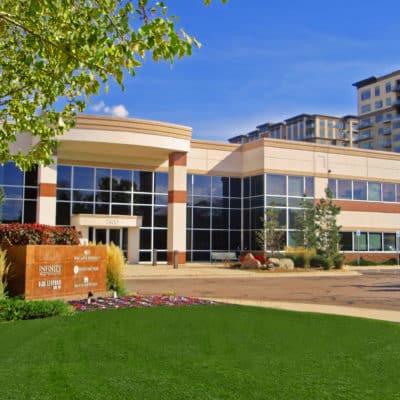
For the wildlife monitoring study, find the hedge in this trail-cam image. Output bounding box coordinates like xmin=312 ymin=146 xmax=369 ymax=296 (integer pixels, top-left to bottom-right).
xmin=0 ymin=224 xmax=80 ymax=247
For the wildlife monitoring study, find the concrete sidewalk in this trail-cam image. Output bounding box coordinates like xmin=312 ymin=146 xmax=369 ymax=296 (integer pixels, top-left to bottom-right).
xmin=206 ymin=298 xmax=400 ymax=323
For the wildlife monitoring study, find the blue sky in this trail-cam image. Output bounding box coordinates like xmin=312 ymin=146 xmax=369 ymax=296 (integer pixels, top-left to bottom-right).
xmin=89 ymin=0 xmax=400 ymax=141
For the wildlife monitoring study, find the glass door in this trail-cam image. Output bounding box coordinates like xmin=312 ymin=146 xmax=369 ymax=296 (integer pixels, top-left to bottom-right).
xmin=92 ymin=228 xmax=128 ymax=258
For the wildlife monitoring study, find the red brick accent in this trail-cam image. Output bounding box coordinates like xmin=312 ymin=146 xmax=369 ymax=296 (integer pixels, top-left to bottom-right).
xmin=168 ymin=190 xmax=187 ymax=203
xmin=169 ymin=152 xmax=187 ymax=167
xmin=333 ymin=200 xmax=400 ymax=213
xmin=39 ymin=183 xmax=56 ymax=197
xmin=344 ymin=253 xmax=397 ymax=263
xmin=167 ymin=251 xmax=186 ymax=265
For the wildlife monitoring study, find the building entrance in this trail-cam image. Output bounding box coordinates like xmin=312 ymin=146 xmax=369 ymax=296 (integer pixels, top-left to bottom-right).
xmin=89 ymin=228 xmax=128 ymax=257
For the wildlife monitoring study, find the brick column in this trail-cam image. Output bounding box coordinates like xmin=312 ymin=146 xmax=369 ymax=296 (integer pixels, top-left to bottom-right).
xmin=167 ymin=152 xmax=187 ymax=265
xmin=36 ymin=158 xmax=57 ymax=225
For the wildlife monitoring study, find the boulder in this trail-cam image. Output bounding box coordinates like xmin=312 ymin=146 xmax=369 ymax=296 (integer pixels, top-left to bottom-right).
xmin=279 ymin=258 xmax=295 ymax=270
xmin=241 ymin=253 xmax=261 ymax=269
xmin=266 ymin=257 xmax=280 ymax=269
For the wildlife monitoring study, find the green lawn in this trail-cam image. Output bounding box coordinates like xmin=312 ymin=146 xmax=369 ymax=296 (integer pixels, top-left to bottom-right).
xmin=1 ymin=305 xmax=400 ymax=400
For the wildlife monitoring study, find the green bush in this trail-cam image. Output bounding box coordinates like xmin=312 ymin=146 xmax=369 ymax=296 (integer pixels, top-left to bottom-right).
xmin=347 ymin=257 xmax=398 ymax=266
xmin=310 ymin=255 xmax=332 ymax=270
xmin=332 ymin=253 xmax=345 ymax=269
xmin=286 ymin=253 xmax=308 ymax=268
xmin=381 ymin=258 xmax=397 ymax=266
xmin=107 ymin=242 xmax=126 ymax=295
xmin=0 ymin=299 xmax=75 ymax=322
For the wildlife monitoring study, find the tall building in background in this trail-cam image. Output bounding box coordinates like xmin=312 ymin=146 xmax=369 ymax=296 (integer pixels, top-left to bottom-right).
xmin=353 ymin=70 xmax=400 ymax=152
xmin=229 ymin=114 xmax=359 ymax=147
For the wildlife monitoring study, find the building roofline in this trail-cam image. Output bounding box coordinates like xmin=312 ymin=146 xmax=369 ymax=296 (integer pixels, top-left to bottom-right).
xmin=353 ymin=69 xmax=400 ymax=88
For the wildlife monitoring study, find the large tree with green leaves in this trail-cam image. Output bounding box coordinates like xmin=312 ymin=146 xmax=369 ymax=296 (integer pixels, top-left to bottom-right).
xmin=0 ymin=0 xmax=226 ymax=170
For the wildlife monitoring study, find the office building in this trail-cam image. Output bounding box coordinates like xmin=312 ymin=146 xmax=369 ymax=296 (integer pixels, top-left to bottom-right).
xmin=1 ymin=115 xmax=399 ymax=264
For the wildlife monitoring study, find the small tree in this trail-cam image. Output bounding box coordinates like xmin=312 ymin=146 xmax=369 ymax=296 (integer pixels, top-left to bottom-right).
xmin=293 ymin=196 xmax=317 ymax=249
xmin=293 ymin=189 xmax=341 ymax=261
xmin=314 ymin=188 xmax=341 ymax=259
xmin=256 ymin=204 xmax=286 ymax=255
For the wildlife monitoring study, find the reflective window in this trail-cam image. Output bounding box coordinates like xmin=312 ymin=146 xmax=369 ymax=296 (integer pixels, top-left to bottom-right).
xmin=338 ymin=180 xmax=352 ymax=199
xmin=382 ymin=183 xmax=396 ymax=202
xmin=57 ymin=165 xmax=71 ymax=188
xmin=112 ymin=170 xmax=132 ymax=191
xmin=251 ymin=175 xmax=264 ymax=196
xmin=384 ymin=233 xmax=396 ymax=251
xmin=134 ymin=171 xmax=152 ymax=192
xmin=211 ymin=176 xmax=226 ymax=198
xmin=340 ymin=232 xmax=353 ymax=251
xmin=361 ymin=104 xmax=371 ymax=113
xmin=368 ymin=182 xmax=381 ymax=201
xmin=267 ymin=174 xmax=286 ymax=196
xmin=369 ymin=233 xmax=382 ymax=251
xmin=155 ymin=172 xmax=168 ymax=193
xmin=193 ymin=175 xmax=211 ymax=196
xmin=0 ymin=163 xmax=23 ymax=186
xmin=193 ymin=208 xmax=210 ymax=229
xmin=354 ymin=232 xmax=367 ymax=251
xmin=230 ymin=178 xmax=242 ymax=198
xmin=288 ymin=176 xmax=303 ymax=196
xmin=328 ymin=179 xmax=336 ymax=198
xmin=353 ymin=181 xmax=367 ymax=200
xmin=361 ymin=89 xmax=371 ymax=100
xmin=305 ymin=177 xmax=314 ymax=197
xmin=96 ymin=168 xmax=111 ymax=190
xmin=73 ymin=167 xmax=94 ymax=189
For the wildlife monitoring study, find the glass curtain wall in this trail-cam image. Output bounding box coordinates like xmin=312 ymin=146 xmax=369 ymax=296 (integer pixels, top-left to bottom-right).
xmin=187 ymin=173 xmax=314 ymax=260
xmin=0 ymin=162 xmax=38 ymax=223
xmin=243 ymin=174 xmax=314 ymax=251
xmin=186 ymin=174 xmax=242 ymax=261
xmin=56 ymin=165 xmax=168 ymax=262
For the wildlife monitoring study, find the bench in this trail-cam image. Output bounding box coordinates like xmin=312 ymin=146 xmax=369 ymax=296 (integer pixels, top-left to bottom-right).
xmin=210 ymin=252 xmax=238 ymax=263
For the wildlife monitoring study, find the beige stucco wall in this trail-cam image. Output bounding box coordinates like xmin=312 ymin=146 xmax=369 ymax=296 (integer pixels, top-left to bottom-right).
xmin=339 ymin=211 xmax=400 ymax=232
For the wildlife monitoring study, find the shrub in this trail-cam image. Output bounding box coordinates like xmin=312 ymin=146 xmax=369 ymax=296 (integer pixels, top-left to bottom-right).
xmin=0 ymin=298 xmax=74 ymax=322
xmin=284 ymin=246 xmax=317 ymax=268
xmin=310 ymin=254 xmax=332 ymax=270
xmin=0 ymin=224 xmax=80 ymax=247
xmin=347 ymin=258 xmax=398 ymax=266
xmin=0 ymin=249 xmax=10 ymax=298
xmin=107 ymin=242 xmax=126 ymax=295
xmin=332 ymin=253 xmax=345 ymax=269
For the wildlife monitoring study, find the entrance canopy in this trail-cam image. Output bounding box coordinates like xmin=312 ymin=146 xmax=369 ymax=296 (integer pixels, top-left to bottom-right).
xmin=71 ymin=214 xmax=142 ymax=229
xmin=71 ymin=214 xmax=143 ymax=264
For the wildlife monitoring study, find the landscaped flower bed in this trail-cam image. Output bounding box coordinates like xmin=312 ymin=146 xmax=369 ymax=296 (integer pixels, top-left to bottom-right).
xmin=68 ymin=295 xmax=222 ymax=312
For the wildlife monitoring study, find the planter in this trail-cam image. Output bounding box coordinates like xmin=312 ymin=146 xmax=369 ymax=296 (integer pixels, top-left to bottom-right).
xmin=6 ymin=245 xmax=107 ymax=300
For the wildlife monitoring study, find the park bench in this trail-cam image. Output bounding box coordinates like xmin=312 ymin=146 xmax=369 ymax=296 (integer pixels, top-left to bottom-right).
xmin=210 ymin=251 xmax=238 ymax=263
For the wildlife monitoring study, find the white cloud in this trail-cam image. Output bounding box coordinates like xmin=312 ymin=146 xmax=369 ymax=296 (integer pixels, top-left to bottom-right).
xmin=110 ymin=104 xmax=129 ymax=118
xmin=91 ymin=101 xmax=106 ymax=112
xmin=90 ymin=102 xmax=129 ymax=118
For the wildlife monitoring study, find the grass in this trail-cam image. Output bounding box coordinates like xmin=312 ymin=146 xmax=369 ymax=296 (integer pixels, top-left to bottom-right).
xmin=1 ymin=306 xmax=400 ymax=399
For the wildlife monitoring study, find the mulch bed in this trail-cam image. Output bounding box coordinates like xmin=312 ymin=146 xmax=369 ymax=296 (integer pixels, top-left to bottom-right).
xmin=68 ymin=295 xmax=221 ymax=312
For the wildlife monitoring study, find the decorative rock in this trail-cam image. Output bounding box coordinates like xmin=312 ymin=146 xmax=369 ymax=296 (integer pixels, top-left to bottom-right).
xmin=279 ymin=258 xmax=295 ymax=270
xmin=241 ymin=253 xmax=261 ymax=269
xmin=267 ymin=258 xmax=280 ymax=269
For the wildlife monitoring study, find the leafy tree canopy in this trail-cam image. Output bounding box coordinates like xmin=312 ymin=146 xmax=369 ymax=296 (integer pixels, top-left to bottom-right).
xmin=0 ymin=0 xmax=226 ymax=169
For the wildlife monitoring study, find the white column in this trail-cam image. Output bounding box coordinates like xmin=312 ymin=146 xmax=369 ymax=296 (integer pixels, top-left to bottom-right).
xmin=36 ymin=157 xmax=58 ymax=225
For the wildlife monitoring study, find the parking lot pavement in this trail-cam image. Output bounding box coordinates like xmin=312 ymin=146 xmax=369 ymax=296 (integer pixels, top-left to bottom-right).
xmin=124 ymin=265 xmax=400 ymax=316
